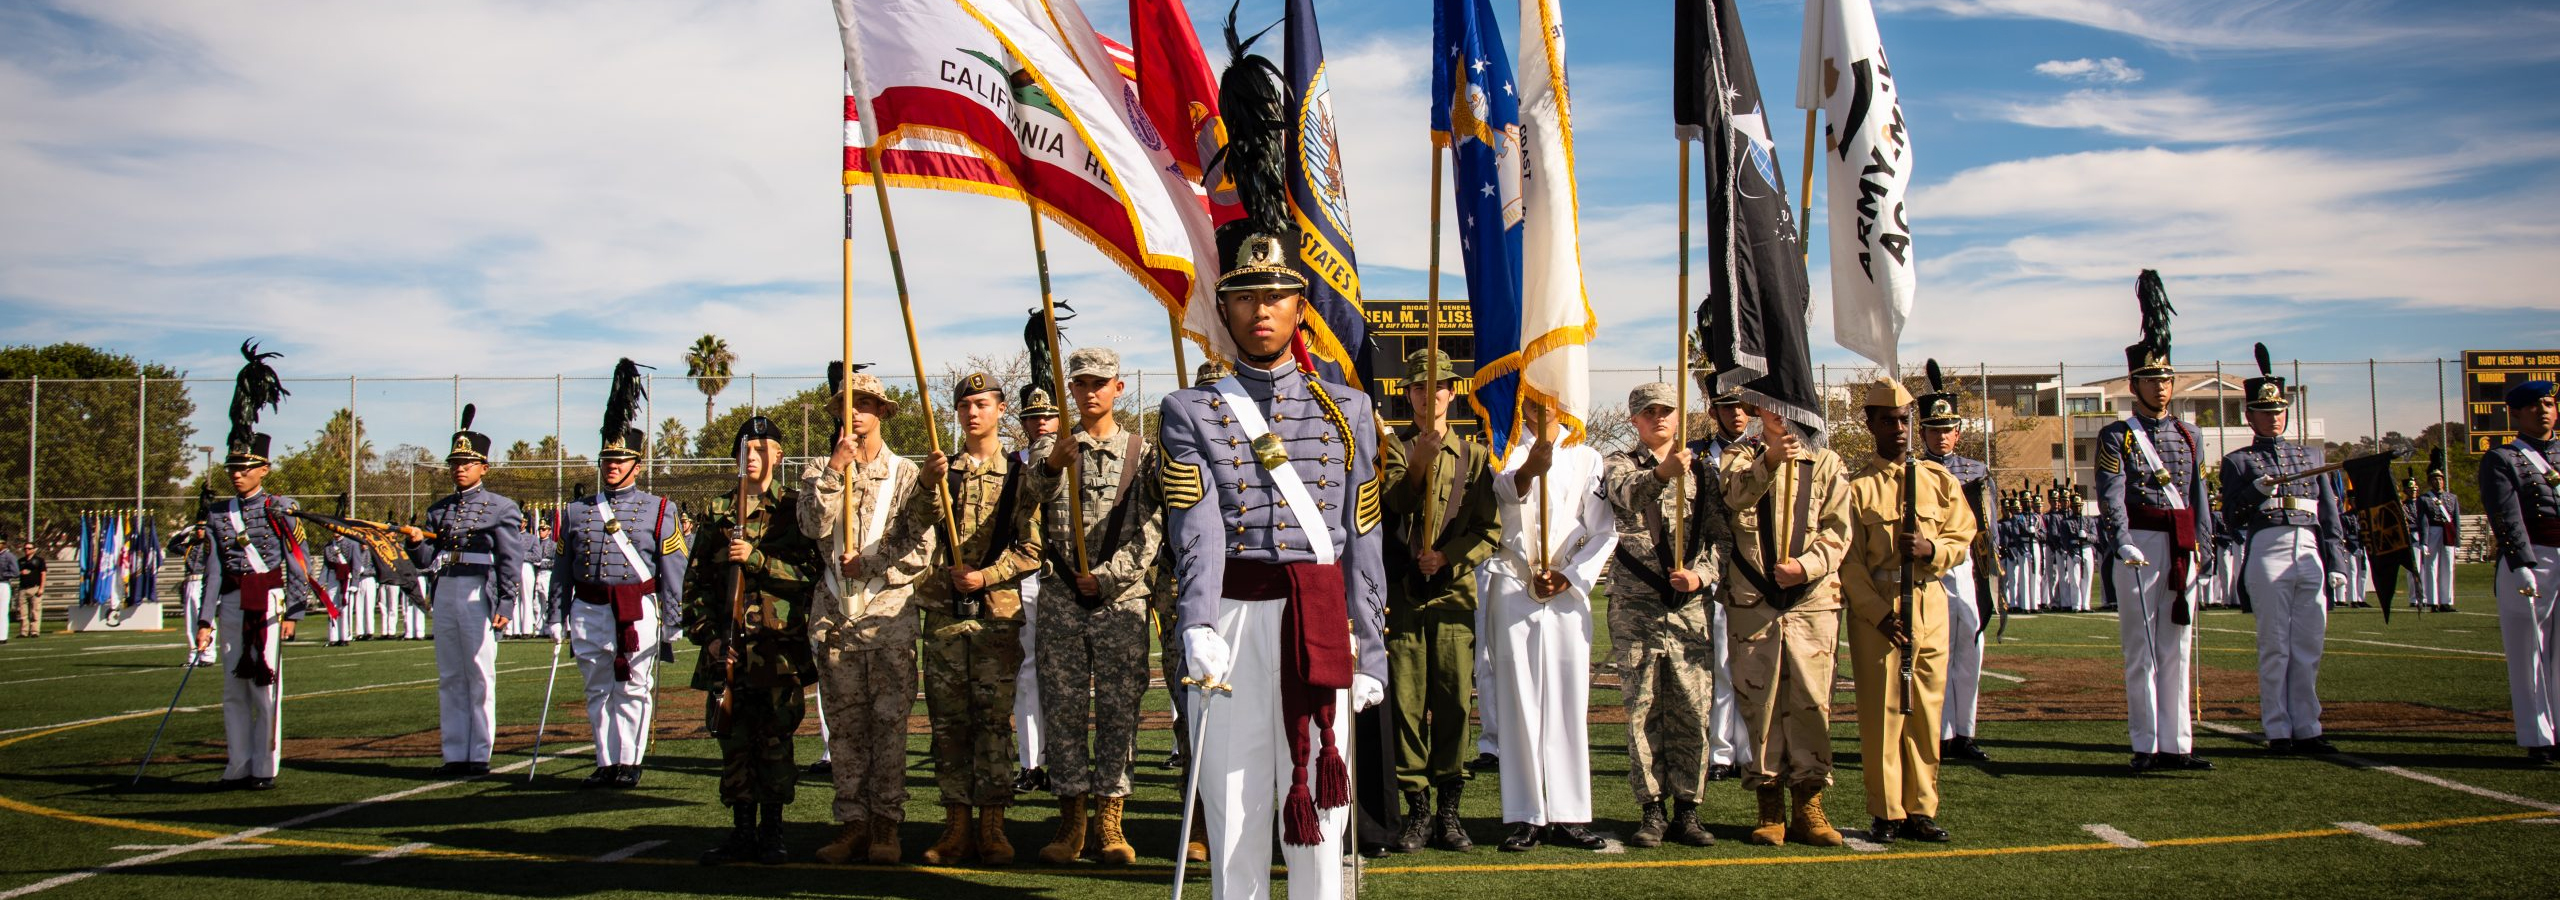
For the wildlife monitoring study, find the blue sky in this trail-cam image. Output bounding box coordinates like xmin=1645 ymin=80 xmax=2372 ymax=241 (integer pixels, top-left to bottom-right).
xmin=3 ymin=0 xmax=2555 ymax=462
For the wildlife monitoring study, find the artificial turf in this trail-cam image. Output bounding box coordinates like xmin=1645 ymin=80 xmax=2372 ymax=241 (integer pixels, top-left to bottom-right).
xmin=0 ymin=563 xmax=2552 ymax=898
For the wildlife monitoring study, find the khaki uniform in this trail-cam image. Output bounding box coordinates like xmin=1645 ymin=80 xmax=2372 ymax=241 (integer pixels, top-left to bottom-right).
xmin=1839 ymin=457 xmax=1978 ymax=820
xmin=800 ymin=455 xmax=933 ymax=826
xmin=683 ymin=486 xmax=823 ymax=807
xmin=1025 ymin=429 xmax=1163 ymax=799
xmin=1381 ymin=426 xmax=1498 ymax=794
xmin=910 ymin=450 xmax=1040 ymax=807
xmin=1602 ymin=442 xmax=1733 ymax=805
xmin=1720 ymin=441 xmax=1852 ymax=790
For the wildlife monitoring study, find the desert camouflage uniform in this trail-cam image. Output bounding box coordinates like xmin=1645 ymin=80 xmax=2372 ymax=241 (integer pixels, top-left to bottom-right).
xmin=686 ymin=486 xmax=823 ymax=807
xmin=800 ymin=455 xmax=933 ymax=826
xmin=1026 ymin=429 xmax=1163 ymax=799
xmin=1603 ymin=440 xmax=1733 ymax=805
xmin=911 ymin=450 xmax=1040 ymax=807
xmin=1720 ymin=440 xmax=1852 ymax=790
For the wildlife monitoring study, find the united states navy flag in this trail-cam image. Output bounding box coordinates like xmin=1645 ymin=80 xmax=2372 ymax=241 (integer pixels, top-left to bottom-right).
xmin=1283 ymin=0 xmax=1372 ymax=386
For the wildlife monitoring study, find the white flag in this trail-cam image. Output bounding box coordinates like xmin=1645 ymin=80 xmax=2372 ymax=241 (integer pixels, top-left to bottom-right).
xmin=1500 ymin=0 xmax=1595 ymax=445
xmin=1797 ymin=0 xmax=1913 ymax=374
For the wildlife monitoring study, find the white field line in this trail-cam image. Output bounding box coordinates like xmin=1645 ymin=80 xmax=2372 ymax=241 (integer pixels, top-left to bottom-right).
xmin=2081 ymin=824 xmax=2147 ymax=849
xmin=1840 ymin=833 xmax=1886 ymax=853
xmin=0 ymin=662 xmax=561 ymax=741
xmin=1981 ymin=670 xmax=2026 ymax=684
xmin=2196 ymin=625 xmax=2500 ymax=657
xmin=347 ymin=842 xmax=433 ymax=865
xmin=2335 ymin=822 xmax=2423 ymax=846
xmin=0 ymin=645 xmax=428 ymax=687
xmin=2199 ymin=720 xmax=2560 ymax=813
xmin=590 ymin=839 xmax=667 ymax=863
xmin=0 ymin=744 xmax=589 ymax=898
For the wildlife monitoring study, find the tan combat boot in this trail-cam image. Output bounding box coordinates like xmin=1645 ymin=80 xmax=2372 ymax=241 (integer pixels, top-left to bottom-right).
xmin=1787 ymin=782 xmax=1844 ymax=847
xmin=1095 ymin=796 xmax=1137 ymax=864
xmin=1186 ymin=812 xmax=1209 ymax=863
xmin=866 ymin=815 xmax=902 ymax=864
xmin=921 ymin=803 xmax=976 ymax=865
xmin=1746 ymin=785 xmax=1788 ymax=846
xmin=1038 ymin=795 xmax=1088 ymax=864
xmin=977 ymin=804 xmax=1015 ymax=865
xmin=812 ymin=819 xmax=869 ymax=865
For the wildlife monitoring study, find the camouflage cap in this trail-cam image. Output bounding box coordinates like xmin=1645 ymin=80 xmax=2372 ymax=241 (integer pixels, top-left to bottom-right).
xmin=1628 ymin=381 xmax=1680 ymax=413
xmin=1066 ymin=347 xmax=1119 ymax=382
xmin=1194 ymin=360 xmax=1233 ymax=387
xmin=1404 ymin=348 xmax=1460 ymax=386
xmin=842 ymin=372 xmax=899 ymax=419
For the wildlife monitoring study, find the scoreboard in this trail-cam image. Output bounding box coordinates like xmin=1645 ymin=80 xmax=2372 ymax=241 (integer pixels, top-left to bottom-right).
xmin=1361 ymin=299 xmax=1479 ymax=434
xmin=2463 ymin=350 xmax=2560 ymax=453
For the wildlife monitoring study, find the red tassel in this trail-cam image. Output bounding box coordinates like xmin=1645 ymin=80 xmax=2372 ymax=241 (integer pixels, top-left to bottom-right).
xmin=1317 ymin=745 xmax=1349 ymax=808
xmin=1283 ymin=784 xmax=1320 ymax=846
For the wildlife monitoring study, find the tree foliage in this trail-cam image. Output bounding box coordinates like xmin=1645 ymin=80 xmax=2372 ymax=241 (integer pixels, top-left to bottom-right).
xmin=0 ymin=343 xmax=198 ymax=541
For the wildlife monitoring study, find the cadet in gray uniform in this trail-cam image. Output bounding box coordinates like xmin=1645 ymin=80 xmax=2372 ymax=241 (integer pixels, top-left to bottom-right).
xmin=190 ymin=341 xmax=309 ymax=790
xmin=2219 ymin=344 xmax=2348 ymax=754
xmin=1916 ymin=376 xmax=1998 ymax=761
xmin=548 ymin=360 xmax=688 ymax=788
xmin=2415 ymin=453 xmax=2462 ymax=612
xmin=1166 ymin=230 xmax=1387 ymax=900
xmin=405 ymin=405 xmax=527 ymax=776
xmin=2479 ymin=379 xmax=2560 ymax=763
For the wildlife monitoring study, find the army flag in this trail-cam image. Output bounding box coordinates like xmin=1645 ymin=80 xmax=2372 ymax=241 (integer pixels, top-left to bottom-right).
xmin=1432 ymin=0 xmax=1529 ymax=452
xmin=835 ymin=0 xmax=1205 ymax=317
xmin=1282 ymin=0 xmax=1372 ymax=386
xmin=1676 ymin=0 xmax=1820 ymax=436
xmin=2339 ymin=452 xmax=2416 ymax=619
xmin=1798 ymin=0 xmax=1914 ymax=374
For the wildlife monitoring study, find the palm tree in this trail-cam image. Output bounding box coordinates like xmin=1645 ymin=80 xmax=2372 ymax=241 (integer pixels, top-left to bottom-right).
xmin=685 ymin=334 xmax=735 ymax=431
xmin=654 ymin=417 xmax=689 ymax=463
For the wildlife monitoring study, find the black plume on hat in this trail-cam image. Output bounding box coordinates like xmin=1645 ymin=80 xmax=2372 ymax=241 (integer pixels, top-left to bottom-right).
xmin=1024 ymin=301 xmax=1073 ymax=406
xmin=2255 ymin=342 xmax=2273 ymax=378
xmin=225 ymin=340 xmax=288 ymax=462
xmin=599 ymin=358 xmax=651 ymax=458
xmin=2428 ymin=445 xmax=2447 ymax=478
xmin=1925 ymin=359 xmax=1945 ymax=394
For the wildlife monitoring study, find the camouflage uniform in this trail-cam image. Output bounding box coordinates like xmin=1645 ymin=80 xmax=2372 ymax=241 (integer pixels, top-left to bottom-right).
xmin=800 ymin=453 xmax=933 ymax=827
xmin=1602 ymin=437 xmax=1733 ymax=807
xmin=1720 ymin=439 xmax=1852 ymax=791
xmin=1025 ymin=427 xmax=1162 ymax=799
xmin=685 ymin=486 xmax=823 ymax=807
xmin=910 ymin=450 xmax=1040 ymax=807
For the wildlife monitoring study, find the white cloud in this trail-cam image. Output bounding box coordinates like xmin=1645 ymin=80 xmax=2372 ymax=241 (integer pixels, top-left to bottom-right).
xmin=2033 ymin=57 xmax=2143 ymax=83
xmin=1887 ymin=0 xmax=2560 ymax=58
xmin=1990 ymin=89 xmax=2302 ymax=143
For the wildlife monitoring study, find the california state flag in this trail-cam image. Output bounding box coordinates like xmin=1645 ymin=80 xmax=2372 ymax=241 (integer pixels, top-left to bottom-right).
xmin=835 ymin=0 xmax=1203 ymax=316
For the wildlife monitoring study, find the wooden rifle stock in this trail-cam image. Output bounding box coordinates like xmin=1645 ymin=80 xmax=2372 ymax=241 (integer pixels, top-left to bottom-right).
xmin=710 ymin=482 xmax=748 ymax=739
xmin=1898 ymin=457 xmax=1918 ymax=716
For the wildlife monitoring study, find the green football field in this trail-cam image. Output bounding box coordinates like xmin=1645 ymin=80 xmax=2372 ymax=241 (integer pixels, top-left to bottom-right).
xmin=2 ymin=564 xmax=2553 ymax=899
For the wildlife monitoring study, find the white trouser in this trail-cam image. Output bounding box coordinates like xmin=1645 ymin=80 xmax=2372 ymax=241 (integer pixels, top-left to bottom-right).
xmin=1473 ymin=572 xmax=1499 ymax=757
xmin=2246 ymin=527 xmax=2328 ymax=740
xmin=2426 ymin=537 xmax=2457 ymax=607
xmin=2496 ymin=548 xmax=2560 ymax=748
xmin=2115 ymin=529 xmax=2194 ymax=754
xmin=570 ymin=594 xmax=660 ymax=766
xmin=346 ymin=578 xmax=369 ymax=636
xmin=0 ymin=583 xmax=11 ymax=639
xmin=433 ymin=573 xmax=500 ymax=763
xmin=402 ymin=583 xmax=428 ymax=638
xmin=2409 ymin=545 xmax=2435 ymax=607
xmin=1942 ymin=559 xmax=1985 ymax=739
xmin=216 ymin=597 xmax=284 ymax=779
xmin=812 ymin=681 xmax=832 ymax=762
xmin=1488 ymin=571 xmax=1592 ymax=826
xmin=1015 ymin=574 xmax=1044 ymax=770
xmin=1707 ymin=600 xmax=1745 ymax=766
xmin=2082 ymin=548 xmax=2099 ymax=610
xmin=1201 ymin=594 xmax=1350 ymax=900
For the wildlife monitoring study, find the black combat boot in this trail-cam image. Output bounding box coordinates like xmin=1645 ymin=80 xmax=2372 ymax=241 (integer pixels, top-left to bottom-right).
xmin=756 ymin=804 xmax=788 ymax=865
xmin=1669 ymin=800 xmax=1714 ymax=847
xmin=1393 ymin=790 xmax=1432 ymax=853
xmin=1433 ymin=781 xmax=1474 ymax=851
xmin=1629 ymin=801 xmax=1668 ymax=848
xmin=700 ymin=805 xmax=757 ymax=866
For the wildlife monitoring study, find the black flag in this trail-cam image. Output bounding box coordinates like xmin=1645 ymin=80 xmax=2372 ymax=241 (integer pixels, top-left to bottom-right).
xmin=1676 ymin=0 xmax=1818 ymax=437
xmin=2340 ymin=452 xmax=2416 ymax=621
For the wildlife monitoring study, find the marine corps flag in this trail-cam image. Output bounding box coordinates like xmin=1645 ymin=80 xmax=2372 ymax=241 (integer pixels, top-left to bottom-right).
xmin=1676 ymin=0 xmax=1820 ymax=436
xmin=2339 ymin=451 xmax=2417 ymax=620
xmin=1798 ymin=0 xmax=1915 ymax=374
xmin=835 ymin=0 xmax=1205 ymax=317
xmin=1282 ymin=0 xmax=1373 ymax=386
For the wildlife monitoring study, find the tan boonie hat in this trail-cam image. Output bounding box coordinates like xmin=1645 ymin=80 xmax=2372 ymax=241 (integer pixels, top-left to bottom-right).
xmin=1861 ymin=376 xmax=1915 ymax=409
xmin=1065 ymin=347 xmax=1119 ymax=382
xmin=1628 ymin=382 xmax=1679 ymax=413
xmin=842 ymin=372 xmax=899 ymax=419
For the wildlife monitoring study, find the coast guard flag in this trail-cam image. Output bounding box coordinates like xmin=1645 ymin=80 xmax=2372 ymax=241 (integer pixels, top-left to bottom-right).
xmin=836 ymin=0 xmax=1204 ymax=318
xmin=1434 ymin=0 xmax=1528 ymax=451
xmin=1283 ymin=0 xmax=1373 ymax=387
xmin=1677 ymin=0 xmax=1819 ymax=436
xmin=1481 ymin=0 xmax=1598 ymax=448
xmin=1798 ymin=0 xmax=1914 ymax=374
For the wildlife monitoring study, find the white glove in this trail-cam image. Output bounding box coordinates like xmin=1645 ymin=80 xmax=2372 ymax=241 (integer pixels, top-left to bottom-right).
xmin=546 ymin=620 xmax=565 ymax=642
xmin=1183 ymin=626 xmax=1231 ymax=688
xmin=2116 ymin=544 xmax=2148 ymax=567
xmin=2253 ymin=474 xmax=2279 ymax=496
xmin=2517 ymin=566 xmax=2541 ymax=599
xmin=2327 ymin=572 xmax=2349 ymax=593
xmin=1351 ymin=673 xmax=1385 ymax=712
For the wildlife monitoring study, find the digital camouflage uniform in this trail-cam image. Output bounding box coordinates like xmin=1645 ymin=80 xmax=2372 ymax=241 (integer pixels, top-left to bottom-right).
xmin=800 ymin=453 xmax=932 ymax=828
xmin=1602 ymin=438 xmax=1733 ymax=807
xmin=1026 ymin=428 xmax=1163 ymax=800
xmin=911 ymin=449 xmax=1040 ymax=807
xmin=1380 ymin=424 xmax=1496 ymax=796
xmin=686 ymin=486 xmax=823 ymax=807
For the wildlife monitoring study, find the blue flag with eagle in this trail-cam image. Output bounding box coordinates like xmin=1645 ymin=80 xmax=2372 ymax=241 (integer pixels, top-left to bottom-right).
xmin=1432 ymin=0 xmax=1528 ymax=451
xmin=1283 ymin=0 xmax=1372 ymax=387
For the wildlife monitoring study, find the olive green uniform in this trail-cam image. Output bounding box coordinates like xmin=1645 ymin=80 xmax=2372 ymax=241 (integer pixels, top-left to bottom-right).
xmin=1381 ymin=425 xmax=1497 ymax=794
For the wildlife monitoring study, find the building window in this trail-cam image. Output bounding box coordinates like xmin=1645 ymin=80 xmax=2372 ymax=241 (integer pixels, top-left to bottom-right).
xmin=2050 ymin=443 xmax=2064 ymax=460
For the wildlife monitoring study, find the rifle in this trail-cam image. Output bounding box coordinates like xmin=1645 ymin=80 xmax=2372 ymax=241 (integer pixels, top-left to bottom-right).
xmin=709 ymin=462 xmax=749 ymax=739
xmin=1898 ymin=457 xmax=1918 ymax=715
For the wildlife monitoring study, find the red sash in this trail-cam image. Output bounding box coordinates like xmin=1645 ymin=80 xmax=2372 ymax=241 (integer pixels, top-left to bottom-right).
xmin=575 ymin=579 xmax=658 ymax=682
xmin=1221 ymin=558 xmax=1351 ymax=845
xmin=229 ymin=569 xmax=284 ymax=686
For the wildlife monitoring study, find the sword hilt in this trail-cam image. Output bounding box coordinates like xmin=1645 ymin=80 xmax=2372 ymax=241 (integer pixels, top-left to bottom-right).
xmin=1179 ymin=676 xmax=1233 ymax=695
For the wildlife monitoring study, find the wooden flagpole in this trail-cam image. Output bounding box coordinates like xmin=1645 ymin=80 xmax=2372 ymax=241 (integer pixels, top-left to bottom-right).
xmin=860 ymin=143 xmax=961 ymax=559
xmin=1421 ymin=143 xmax=1447 ymax=549
xmin=1799 ymin=110 xmax=1817 ymax=263
xmin=841 ymin=188 xmax=860 ymax=559
xmin=1671 ymin=137 xmax=1693 ymax=558
xmin=1029 ymin=204 xmax=1090 ymax=575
